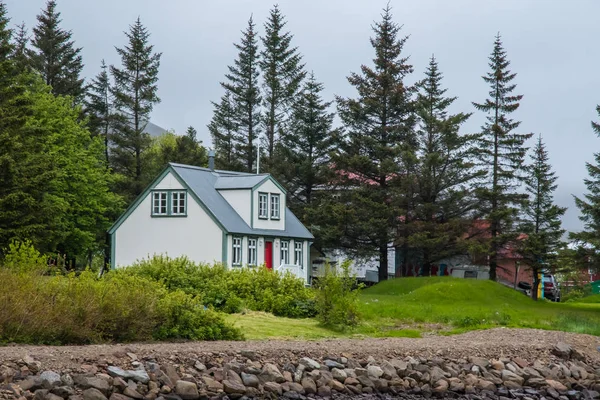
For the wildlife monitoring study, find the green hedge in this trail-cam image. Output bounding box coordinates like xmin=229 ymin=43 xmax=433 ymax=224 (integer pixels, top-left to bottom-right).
xmin=123 ymin=255 xmax=317 ymax=318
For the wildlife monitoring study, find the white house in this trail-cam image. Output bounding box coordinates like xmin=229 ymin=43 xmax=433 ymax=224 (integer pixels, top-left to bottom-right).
xmin=108 ymin=160 xmax=314 ymax=283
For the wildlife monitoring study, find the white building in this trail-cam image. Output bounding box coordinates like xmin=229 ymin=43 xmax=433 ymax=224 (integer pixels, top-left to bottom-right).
xmin=108 ymin=161 xmax=314 ymax=283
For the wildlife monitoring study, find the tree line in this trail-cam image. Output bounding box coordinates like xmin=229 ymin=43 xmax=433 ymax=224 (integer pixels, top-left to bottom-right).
xmin=0 ymin=1 xmax=599 ymax=295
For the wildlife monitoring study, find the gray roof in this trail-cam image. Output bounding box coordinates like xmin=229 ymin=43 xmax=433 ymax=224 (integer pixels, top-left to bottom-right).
xmin=170 ymin=163 xmax=314 ymax=240
xmin=214 ymin=175 xmax=269 ymax=190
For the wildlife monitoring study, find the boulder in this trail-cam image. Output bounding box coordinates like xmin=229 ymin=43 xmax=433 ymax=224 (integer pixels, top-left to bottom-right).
xmin=367 ymin=365 xmax=383 ymax=379
xmin=287 ymin=382 xmax=304 ymax=394
xmin=51 ymin=386 xmax=76 ymax=398
xmin=259 ymin=363 xmax=285 ymax=383
xmin=106 ymin=367 xmax=149 ymax=384
xmin=175 ymin=381 xmax=199 ymax=400
xmin=324 ymin=360 xmax=344 ymax=369
xmin=293 ymin=365 xmax=304 ymax=383
xmin=298 ymin=358 xmax=320 ymax=371
xmin=83 ymin=388 xmax=108 ymax=400
xmin=373 ymin=379 xmax=389 ymax=392
xmin=433 ymin=379 xmax=449 ymax=393
xmin=328 ymin=379 xmax=345 ymax=392
xmin=73 ymin=376 xmax=111 ymax=394
xmin=240 ymin=372 xmax=258 ymax=388
xmin=301 ymin=378 xmax=316 ymax=395
xmin=331 ymin=368 xmax=347 ymax=382
xmin=317 ymin=385 xmax=332 ymax=397
xmin=123 ymin=387 xmax=144 ymax=399
xmin=380 ymin=361 xmax=399 ymax=380
xmin=344 ymin=377 xmax=360 ymax=386
xmin=501 ymin=370 xmax=525 ymax=386
xmin=470 ymin=357 xmax=490 ymax=370
xmin=161 ymin=366 xmax=180 ymax=388
xmin=222 ymin=380 xmax=246 ymax=395
xmin=553 ymin=343 xmax=573 ymax=360
xmin=491 ymin=361 xmax=505 ymax=371
xmin=430 ymin=366 xmax=447 ymax=384
xmin=476 ymin=379 xmax=496 ymax=392
xmin=40 ymin=371 xmax=61 ymax=389
xmin=46 ymin=393 xmax=63 ymax=400
xmin=546 ymin=379 xmax=568 ymax=392
xmin=263 ymin=382 xmax=282 ymax=395
xmin=201 ymin=377 xmax=223 ymax=393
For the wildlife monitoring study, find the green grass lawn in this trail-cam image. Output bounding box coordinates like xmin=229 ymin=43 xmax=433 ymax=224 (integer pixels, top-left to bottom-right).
xmin=227 ymin=277 xmax=600 ymax=340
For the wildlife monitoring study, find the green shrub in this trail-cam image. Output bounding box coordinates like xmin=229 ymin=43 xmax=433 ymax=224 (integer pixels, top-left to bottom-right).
xmin=2 ymin=239 xmax=49 ymax=274
xmin=314 ymin=261 xmax=362 ymax=330
xmin=124 ymin=255 xmax=316 ymax=318
xmin=0 ymin=268 xmax=242 ymax=344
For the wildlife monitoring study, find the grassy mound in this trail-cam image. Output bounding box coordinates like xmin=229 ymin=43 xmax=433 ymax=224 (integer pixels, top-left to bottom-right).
xmin=575 ymin=294 xmax=600 ymax=303
xmin=358 ymin=277 xmax=600 ymax=335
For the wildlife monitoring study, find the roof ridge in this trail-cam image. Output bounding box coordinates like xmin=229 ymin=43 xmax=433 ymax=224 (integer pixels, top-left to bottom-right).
xmin=170 ymin=162 xmax=272 ymax=177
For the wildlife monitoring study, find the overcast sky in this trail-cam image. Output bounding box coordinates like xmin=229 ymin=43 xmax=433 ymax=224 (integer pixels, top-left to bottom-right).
xmin=5 ymin=0 xmax=600 ymax=234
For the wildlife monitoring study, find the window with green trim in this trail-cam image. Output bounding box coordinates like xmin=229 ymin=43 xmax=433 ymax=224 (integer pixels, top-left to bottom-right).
xmin=248 ymin=238 xmax=257 ymax=266
xmin=270 ymin=193 xmax=280 ymax=219
xmin=281 ymin=241 xmax=289 ymax=264
xmin=171 ymin=191 xmax=187 ymax=215
xmin=232 ymin=237 xmax=242 ymax=266
xmin=294 ymin=241 xmax=303 ymax=267
xmin=152 ymin=192 xmax=168 ymax=215
xmin=258 ymin=192 xmax=268 ymax=219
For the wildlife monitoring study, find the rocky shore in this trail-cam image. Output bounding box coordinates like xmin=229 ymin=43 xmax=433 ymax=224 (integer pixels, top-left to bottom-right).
xmin=1 ymin=338 xmax=599 ymax=400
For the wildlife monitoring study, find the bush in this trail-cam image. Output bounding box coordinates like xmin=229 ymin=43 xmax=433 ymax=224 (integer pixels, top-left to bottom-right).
xmin=2 ymin=239 xmax=49 ymax=274
xmin=0 ymin=268 xmax=242 ymax=344
xmin=124 ymin=255 xmax=316 ymax=318
xmin=313 ymin=261 xmax=362 ymax=330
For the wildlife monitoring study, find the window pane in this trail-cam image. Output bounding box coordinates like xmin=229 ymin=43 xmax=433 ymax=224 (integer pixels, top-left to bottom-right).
xmin=259 ymin=193 xmax=268 ymax=218
xmin=270 ymin=194 xmax=280 ymax=218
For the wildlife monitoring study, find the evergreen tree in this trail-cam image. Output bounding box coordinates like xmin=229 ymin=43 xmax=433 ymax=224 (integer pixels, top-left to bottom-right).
xmin=519 ymin=135 xmax=566 ymax=300
xmin=12 ymin=22 xmax=29 ymax=70
xmin=276 ymin=72 xmax=337 ymax=221
xmin=259 ymin=5 xmax=306 ymax=167
xmin=85 ymin=60 xmax=111 ymax=166
xmin=220 ymin=16 xmax=261 ymax=173
xmin=472 ymin=34 xmax=532 ymax=281
xmin=570 ymin=106 xmax=600 ymax=273
xmin=174 ymin=126 xmax=208 ymax=167
xmin=208 ymin=92 xmax=243 ymax=170
xmin=333 ymin=5 xmax=416 ymax=282
xmin=400 ymin=56 xmax=482 ymax=275
xmin=110 ymin=17 xmax=161 ymax=200
xmin=28 ymin=0 xmax=85 ymax=102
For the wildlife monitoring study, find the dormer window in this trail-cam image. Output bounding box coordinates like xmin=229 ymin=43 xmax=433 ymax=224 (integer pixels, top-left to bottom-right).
xmin=258 ymin=192 xmax=268 ymax=219
xmin=270 ymin=194 xmax=280 ymax=219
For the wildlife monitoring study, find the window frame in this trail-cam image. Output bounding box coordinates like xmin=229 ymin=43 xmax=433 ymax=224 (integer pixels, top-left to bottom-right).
xmin=171 ymin=191 xmax=187 ymax=216
xmin=294 ymin=241 xmax=303 ymax=267
xmin=152 ymin=191 xmax=168 ymax=216
xmin=280 ymin=240 xmax=289 ymax=264
xmin=151 ymin=190 xmax=188 ymax=217
xmin=270 ymin=193 xmax=280 ymax=220
xmin=248 ymin=238 xmax=257 ymax=266
xmin=232 ymin=237 xmax=242 ymax=266
xmin=258 ymin=192 xmax=269 ymax=219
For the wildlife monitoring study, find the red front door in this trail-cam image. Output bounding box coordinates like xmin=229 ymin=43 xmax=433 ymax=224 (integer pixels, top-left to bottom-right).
xmin=265 ymin=241 xmax=273 ymax=269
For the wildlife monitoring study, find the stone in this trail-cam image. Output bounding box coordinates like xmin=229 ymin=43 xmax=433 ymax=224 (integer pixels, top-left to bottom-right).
xmin=477 ymin=380 xmax=496 ymax=392
xmin=73 ymin=376 xmax=111 ymax=394
xmin=367 ymin=365 xmax=383 ymax=379
xmin=124 ymin=387 xmax=144 ymax=399
xmin=293 ymin=365 xmax=304 ymax=383
xmin=106 ymin=367 xmax=149 ymax=384
xmin=502 ymin=370 xmax=525 ymax=386
xmin=175 ymin=381 xmax=199 ymax=400
xmin=193 ymin=362 xmax=206 ymax=372
xmin=51 ymin=386 xmax=76 ymax=398
xmin=553 ymin=343 xmax=573 ymax=360
xmin=373 ymin=379 xmax=389 ymax=392
xmin=582 ymin=389 xmax=599 ymax=400
xmin=317 ymin=385 xmax=331 ymax=397
xmin=240 ymin=350 xmax=258 ymax=361
xmin=328 ymin=380 xmax=345 ymax=392
xmin=298 ymin=358 xmax=320 ymax=371
xmin=324 ymin=360 xmax=344 ymax=370
xmin=109 ymin=395 xmax=132 ymax=400
xmin=240 ymin=373 xmax=258 ymax=388
xmin=113 ymin=378 xmax=128 ymax=391
xmin=161 ymin=366 xmax=180 ymax=388
xmin=380 ymin=361 xmax=399 ymax=380
xmin=331 ymin=368 xmax=347 ymax=382
xmin=492 ymin=361 xmax=505 ymax=371
xmin=46 ymin=393 xmax=63 ymax=400
xmin=301 ymin=378 xmax=316 ymax=395
xmin=347 ymin=384 xmax=361 ymax=395
xmin=287 ymin=382 xmax=304 ymax=394
xmin=390 ymin=359 xmax=409 ymax=375
xmin=434 ymin=379 xmax=449 ymax=393
xmin=357 ymin=375 xmax=374 ymax=388
xmin=40 ymin=372 xmax=61 ymax=389
xmin=344 ymin=377 xmax=360 ymax=386
xmin=24 ymin=356 xmax=42 ymax=373
xmin=449 ymin=380 xmax=465 ymax=392
xmin=222 ymin=380 xmax=246 ymax=395
xmin=283 ymin=371 xmax=293 ymax=382
xmin=283 ymin=391 xmax=301 ymax=400
xmin=19 ymin=377 xmax=43 ymax=392
xmin=201 ymin=377 xmax=223 ymax=393
xmin=61 ymin=374 xmax=74 ymax=387
xmin=430 ymin=366 xmax=447 ymax=384
xmin=259 ymin=363 xmax=285 ymax=383
xmin=263 ymin=382 xmax=282 ymax=395
xmin=514 ymin=358 xmax=529 ymax=369
xmin=470 ymin=357 xmax=491 ymax=369
xmin=546 ymin=380 xmax=568 ymax=392
xmin=83 ymin=388 xmax=108 ymax=400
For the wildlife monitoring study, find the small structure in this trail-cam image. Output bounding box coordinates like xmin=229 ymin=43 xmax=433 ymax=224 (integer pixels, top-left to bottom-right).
xmin=108 ymin=157 xmax=314 ymax=283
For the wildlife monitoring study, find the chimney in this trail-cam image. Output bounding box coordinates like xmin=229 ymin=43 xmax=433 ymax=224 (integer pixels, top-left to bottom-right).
xmin=208 ymin=150 xmax=215 ymax=171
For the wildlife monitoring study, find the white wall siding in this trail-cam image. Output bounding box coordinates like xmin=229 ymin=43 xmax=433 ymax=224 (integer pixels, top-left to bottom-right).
xmin=154 ymin=172 xmax=185 ymax=190
xmin=115 ymin=181 xmax=222 ymax=268
xmin=219 ymin=189 xmax=251 ymax=225
xmin=253 ymin=179 xmax=285 ymax=230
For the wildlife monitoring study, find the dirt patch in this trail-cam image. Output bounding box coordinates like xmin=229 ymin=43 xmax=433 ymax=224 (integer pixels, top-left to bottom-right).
xmin=0 ymin=328 xmax=599 ymax=372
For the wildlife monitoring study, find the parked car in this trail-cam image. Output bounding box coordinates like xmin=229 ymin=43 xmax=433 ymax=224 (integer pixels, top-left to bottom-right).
xmin=542 ymin=273 xmax=561 ymax=302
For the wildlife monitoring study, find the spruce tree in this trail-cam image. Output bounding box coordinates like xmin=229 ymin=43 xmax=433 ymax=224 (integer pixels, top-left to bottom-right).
xmin=570 ymin=106 xmax=600 ymax=272
xmin=12 ymin=22 xmax=29 ymax=70
xmin=259 ymin=5 xmax=306 ymax=166
xmin=110 ymin=17 xmax=161 ymax=199
xmin=276 ymin=72 xmax=337 ymax=221
xmin=401 ymin=56 xmax=482 ymax=275
xmin=220 ymin=16 xmax=261 ymax=173
xmin=519 ymin=135 xmax=566 ymax=300
xmin=28 ymin=0 xmax=85 ymax=102
xmin=85 ymin=60 xmax=111 ymax=166
xmin=472 ymin=34 xmax=532 ymax=281
xmin=208 ymin=92 xmax=243 ymax=171
xmin=334 ymin=5 xmax=416 ymax=282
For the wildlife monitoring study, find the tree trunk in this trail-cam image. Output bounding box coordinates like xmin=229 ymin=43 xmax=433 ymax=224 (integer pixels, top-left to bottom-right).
xmin=532 ymin=268 xmax=540 ymax=301
xmin=379 ymin=243 xmax=388 ymax=282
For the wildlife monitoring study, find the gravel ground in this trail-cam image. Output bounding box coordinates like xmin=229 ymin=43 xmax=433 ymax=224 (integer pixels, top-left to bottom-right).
xmin=1 ymin=328 xmax=599 ymax=371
